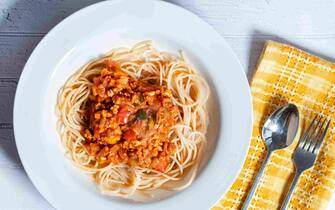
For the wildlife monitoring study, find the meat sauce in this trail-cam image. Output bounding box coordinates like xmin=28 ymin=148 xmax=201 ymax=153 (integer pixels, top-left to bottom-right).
xmin=82 ymin=61 xmax=179 ymax=172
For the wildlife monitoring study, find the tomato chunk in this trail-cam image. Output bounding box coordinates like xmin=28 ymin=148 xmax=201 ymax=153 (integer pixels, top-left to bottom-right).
xmin=123 ymin=129 xmax=137 ymax=141
xmin=117 ymin=106 xmax=131 ymax=124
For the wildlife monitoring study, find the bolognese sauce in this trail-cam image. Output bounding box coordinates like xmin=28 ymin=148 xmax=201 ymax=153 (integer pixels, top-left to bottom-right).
xmin=82 ymin=61 xmax=180 ymax=172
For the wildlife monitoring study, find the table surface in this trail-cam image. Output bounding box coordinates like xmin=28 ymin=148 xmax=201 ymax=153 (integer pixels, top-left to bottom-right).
xmin=1 ymin=0 xmax=335 ymax=209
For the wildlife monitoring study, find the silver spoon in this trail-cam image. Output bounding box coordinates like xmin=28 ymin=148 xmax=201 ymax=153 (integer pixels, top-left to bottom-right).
xmin=241 ymin=103 xmax=300 ymax=210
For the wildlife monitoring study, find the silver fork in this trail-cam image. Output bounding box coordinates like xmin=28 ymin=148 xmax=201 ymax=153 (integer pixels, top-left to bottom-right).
xmin=281 ymin=115 xmax=331 ymax=210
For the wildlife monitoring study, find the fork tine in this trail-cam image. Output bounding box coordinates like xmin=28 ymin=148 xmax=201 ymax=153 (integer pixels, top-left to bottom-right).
xmin=308 ymin=117 xmax=327 ymax=152
xmin=298 ymin=115 xmax=318 ymax=149
xmin=313 ymin=118 xmax=331 ymax=154
xmin=302 ymin=116 xmax=322 ymax=150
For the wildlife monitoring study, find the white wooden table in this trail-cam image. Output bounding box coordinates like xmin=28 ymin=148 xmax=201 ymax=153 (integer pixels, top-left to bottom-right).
xmin=1 ymin=0 xmax=335 ymax=209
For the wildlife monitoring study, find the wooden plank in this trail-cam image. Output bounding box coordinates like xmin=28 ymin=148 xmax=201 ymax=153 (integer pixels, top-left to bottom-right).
xmin=0 ymin=167 xmax=53 ymax=209
xmin=0 ymin=36 xmax=41 ymax=78
xmin=0 ymin=128 xmax=20 ymax=167
xmin=0 ymin=78 xmax=16 ymax=124
xmin=0 ymin=0 xmax=105 ymax=33
xmin=0 ymin=0 xmax=335 ymax=37
xmin=168 ymin=0 xmax=335 ymax=37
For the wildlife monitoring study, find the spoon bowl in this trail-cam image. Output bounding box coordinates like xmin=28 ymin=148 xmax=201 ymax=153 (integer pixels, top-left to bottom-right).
xmin=262 ymin=104 xmax=300 ymax=150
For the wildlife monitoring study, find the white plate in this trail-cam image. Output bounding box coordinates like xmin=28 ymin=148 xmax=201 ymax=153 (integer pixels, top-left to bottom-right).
xmin=13 ymin=0 xmax=252 ymax=209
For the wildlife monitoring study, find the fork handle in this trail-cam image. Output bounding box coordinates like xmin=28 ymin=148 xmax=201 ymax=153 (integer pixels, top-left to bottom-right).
xmin=281 ymin=170 xmax=302 ymax=210
xmin=241 ymin=150 xmax=272 ymax=210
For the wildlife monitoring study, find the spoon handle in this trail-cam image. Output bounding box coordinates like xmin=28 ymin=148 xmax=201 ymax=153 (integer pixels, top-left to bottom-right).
xmin=241 ymin=150 xmax=272 ymax=210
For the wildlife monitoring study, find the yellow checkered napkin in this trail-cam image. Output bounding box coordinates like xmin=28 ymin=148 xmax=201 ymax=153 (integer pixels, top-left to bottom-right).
xmin=212 ymin=41 xmax=335 ymax=210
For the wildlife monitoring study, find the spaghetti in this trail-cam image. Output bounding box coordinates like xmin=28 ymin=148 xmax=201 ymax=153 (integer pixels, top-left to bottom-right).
xmin=57 ymin=41 xmax=209 ymax=200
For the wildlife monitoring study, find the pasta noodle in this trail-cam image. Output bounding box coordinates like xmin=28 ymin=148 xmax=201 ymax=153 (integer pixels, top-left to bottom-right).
xmin=56 ymin=41 xmax=210 ymax=200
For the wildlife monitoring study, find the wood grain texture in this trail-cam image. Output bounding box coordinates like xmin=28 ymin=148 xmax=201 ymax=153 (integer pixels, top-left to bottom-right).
xmin=1 ymin=0 xmax=335 ymax=209
xmin=0 ymin=0 xmax=103 ymax=33
xmin=0 ymin=36 xmax=41 ymax=78
xmin=168 ymin=0 xmax=335 ymax=36
xmin=0 ymin=78 xmax=16 ymax=124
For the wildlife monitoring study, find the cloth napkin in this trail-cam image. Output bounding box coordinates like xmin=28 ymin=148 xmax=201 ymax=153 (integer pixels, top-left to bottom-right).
xmin=212 ymin=41 xmax=335 ymax=210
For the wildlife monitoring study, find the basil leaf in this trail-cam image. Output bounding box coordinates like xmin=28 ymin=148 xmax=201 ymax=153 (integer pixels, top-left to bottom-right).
xmin=136 ymin=109 xmax=147 ymax=120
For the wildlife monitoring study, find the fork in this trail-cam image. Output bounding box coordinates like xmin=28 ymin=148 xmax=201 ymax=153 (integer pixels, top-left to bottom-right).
xmin=281 ymin=115 xmax=331 ymax=210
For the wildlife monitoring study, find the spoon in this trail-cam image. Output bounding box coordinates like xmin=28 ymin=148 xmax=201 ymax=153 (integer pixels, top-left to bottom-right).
xmin=241 ymin=103 xmax=300 ymax=210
